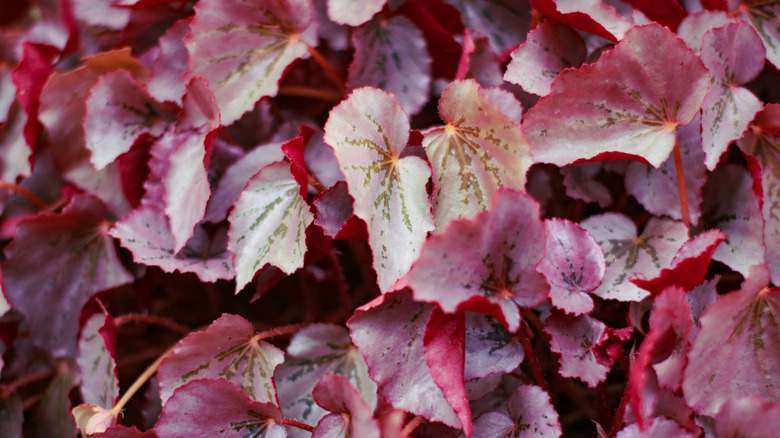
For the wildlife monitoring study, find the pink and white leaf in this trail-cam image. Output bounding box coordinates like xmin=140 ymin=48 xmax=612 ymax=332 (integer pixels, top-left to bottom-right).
xmin=504 ymin=20 xmax=586 ymax=96
xmin=464 ymin=312 xmax=524 ymax=380
xmin=676 ymin=10 xmax=732 ymax=53
xmin=323 ymin=87 xmax=434 ymax=292
xmin=155 ymin=379 xmax=286 ymax=438
xmin=523 ymin=24 xmax=710 ymax=168
xmin=72 ymin=0 xmax=131 ymax=29
xmin=713 ymin=395 xmax=780 ymax=438
xmin=539 ymin=218 xmax=605 ymax=315
xmin=77 ymin=311 xmax=119 ymax=409
xmin=683 ymin=265 xmax=780 ymax=415
xmin=624 ymin=115 xmax=706 ymax=222
xmin=532 ymin=0 xmax=632 ymax=41
xmin=141 ymin=18 xmax=190 ymax=105
xmin=327 ymin=0 xmax=385 ymax=26
xmin=157 ymin=314 xmax=285 ymax=404
xmin=275 ymin=324 xmax=376 ymax=430
xmin=443 ymin=0 xmax=531 ymax=53
xmin=700 ymin=22 xmax=764 ymax=170
xmin=347 ymin=290 xmax=460 ymax=428
xmin=615 ymin=417 xmax=695 ymax=438
xmin=109 ymin=206 xmax=234 ymax=283
xmin=84 ymin=70 xmax=172 ymax=170
xmin=2 ymin=195 xmax=133 ymax=357
xmin=228 ymin=161 xmax=314 ymax=292
xmin=545 ymin=311 xmax=611 ymax=387
xmin=699 ymin=163 xmax=765 ymax=277
xmin=422 ymin=80 xmax=533 ymax=231
xmin=312 ymin=373 xmax=381 ymax=438
xmin=472 ymin=385 xmax=562 ymax=438
xmin=347 ymin=15 xmax=430 ymax=116
xmin=580 ymin=213 xmax=688 ymax=302
xmin=408 ymin=189 xmax=549 ymax=332
xmin=185 ymin=0 xmax=317 ymax=124
xmin=732 ymin=2 xmax=780 ymax=70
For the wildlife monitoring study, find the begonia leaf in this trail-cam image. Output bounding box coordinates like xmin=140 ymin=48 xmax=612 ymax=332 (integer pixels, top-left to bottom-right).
xmin=472 ymin=385 xmax=562 ymax=438
xmin=622 ymin=0 xmax=687 ymax=30
xmin=29 ymin=361 xmax=77 ymax=438
xmin=539 ymin=218 xmax=605 ymax=315
xmin=630 ymin=229 xmax=725 ymax=296
xmin=185 ymin=0 xmax=317 ymax=124
xmin=408 ymin=189 xmax=549 ymax=332
xmin=676 ymin=10 xmax=733 ymax=53
xmin=424 ymin=308 xmax=471 ymax=435
xmin=456 ymin=29 xmax=504 ymax=88
xmin=559 ymin=163 xmax=611 ymax=208
xmin=72 ymin=404 xmax=117 ymax=436
xmin=614 ymin=417 xmax=694 ymax=438
xmin=347 ymin=290 xmax=460 ymax=428
xmin=275 ymin=324 xmax=376 ymax=433
xmin=699 ymin=163 xmax=765 ymax=277
xmin=738 ymin=104 xmax=780 ymax=285
xmin=109 ymin=207 xmax=235 ymax=283
xmin=140 ymin=18 xmax=189 ymax=105
xmin=312 ymin=181 xmax=358 ymax=238
xmin=203 ymin=142 xmax=285 ymax=223
xmin=530 ymin=0 xmax=631 ymax=42
xmin=504 ymin=20 xmax=586 ymax=96
xmin=545 ymin=311 xmax=612 ymax=387
xmin=683 ymin=265 xmax=780 ymax=415
xmin=523 ymin=24 xmax=710 ymax=168
xmin=624 ymin=114 xmax=706 ymax=223
xmin=77 ymin=310 xmax=119 ymax=409
xmin=155 ymin=379 xmax=286 ymax=438
xmin=628 ymin=287 xmax=692 ymax=429
xmin=443 ymin=0 xmax=531 ymax=53
xmin=700 ymin=21 xmax=764 ymax=170
xmin=84 ymin=70 xmax=173 ymax=170
xmin=347 ymin=15 xmax=430 ymax=116
xmin=580 ymin=213 xmax=688 ymax=302
xmin=72 ymin=0 xmax=131 ymax=29
xmin=228 ymin=161 xmax=314 ymax=292
xmin=422 ymin=80 xmax=533 ymax=231
xmin=730 ymin=1 xmax=780 ymax=70
xmin=157 ymin=314 xmax=284 ymax=405
xmin=0 ymin=104 xmax=31 ymax=183
xmin=328 ymin=0 xmax=386 ymax=26
xmin=11 ymin=42 xmax=59 ymax=153
xmin=713 ymin=396 xmax=780 ymax=438
xmin=323 ymin=87 xmax=434 ymax=292
xmin=464 ymin=312 xmax=524 ymax=380
xmin=92 ymin=425 xmax=156 ymax=438
xmin=311 ymin=373 xmax=380 ymax=438
xmin=2 ymin=195 xmax=132 ymax=357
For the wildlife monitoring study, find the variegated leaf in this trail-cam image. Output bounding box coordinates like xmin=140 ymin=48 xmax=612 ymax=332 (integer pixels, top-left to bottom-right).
xmin=185 ymin=0 xmax=318 ymax=124
xmin=323 ymin=87 xmax=434 ymax=292
xmin=157 ymin=314 xmax=285 ymax=405
xmin=731 ymin=0 xmax=780 ymax=70
xmin=422 ymin=79 xmax=532 ymax=231
xmin=228 ymin=161 xmax=314 ymax=293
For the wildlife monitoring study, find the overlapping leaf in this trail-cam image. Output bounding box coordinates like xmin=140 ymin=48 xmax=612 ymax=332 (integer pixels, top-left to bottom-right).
xmin=538 ymin=218 xmax=605 ymax=315
xmin=545 ymin=311 xmax=613 ymax=387
xmin=2 ymin=195 xmax=133 ymax=357
xmin=155 ymin=379 xmax=286 ymax=438
xmin=157 ymin=314 xmax=284 ymax=405
xmin=408 ymin=189 xmax=549 ymax=332
xmin=683 ymin=265 xmax=780 ymax=416
xmin=504 ymin=20 xmax=586 ymax=96
xmin=274 ymin=324 xmax=376 ymax=433
xmin=699 ymin=21 xmax=764 ymax=169
xmin=559 ymin=163 xmax=612 ymax=207
xmin=311 ymin=374 xmax=380 ymax=438
xmin=730 ymin=0 xmax=780 ymax=70
xmin=347 ymin=15 xmax=430 ymax=116
xmin=347 ymin=290 xmax=460 ymax=428
xmin=523 ymin=24 xmax=710 ymax=168
xmin=443 ymin=0 xmax=531 ymax=53
xmin=77 ymin=310 xmax=119 ymax=409
xmin=327 ymin=0 xmax=385 ymax=26
xmin=323 ymin=87 xmax=433 ymax=292
xmin=614 ymin=417 xmax=694 ymax=438
xmin=422 ymin=80 xmax=533 ymax=231
xmin=141 ymin=18 xmax=190 ymax=105
xmin=472 ymin=385 xmax=561 ymax=438
xmin=464 ymin=312 xmax=524 ymax=380
xmin=185 ymin=0 xmax=317 ymax=124
xmin=580 ymin=213 xmax=688 ymax=302
xmin=713 ymin=396 xmax=780 ymax=437
xmin=228 ymin=161 xmax=314 ymax=292
xmin=531 ymin=0 xmax=631 ymax=41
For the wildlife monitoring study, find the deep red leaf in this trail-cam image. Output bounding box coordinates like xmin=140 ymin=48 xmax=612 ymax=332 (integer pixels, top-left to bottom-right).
xmin=530 ymin=0 xmax=630 ymax=42
xmin=11 ymin=42 xmax=59 ymax=153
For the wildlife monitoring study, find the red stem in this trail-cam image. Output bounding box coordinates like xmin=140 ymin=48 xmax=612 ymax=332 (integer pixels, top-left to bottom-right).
xmin=517 ymin=318 xmax=548 ymax=392
xmin=256 ymin=323 xmax=310 ymax=340
xmin=7 ymin=369 xmax=55 ymax=391
xmin=401 ymin=416 xmax=425 ymax=436
xmin=304 ymin=43 xmax=346 ymax=94
xmin=596 ymin=380 xmax=610 ymax=427
xmin=672 ymin=141 xmax=691 ymax=231
xmin=114 ymin=314 xmax=191 ymax=335
xmin=0 ymin=181 xmax=47 ymax=209
xmin=608 ymin=381 xmax=630 ymax=438
xmin=281 ymin=418 xmax=315 ymax=433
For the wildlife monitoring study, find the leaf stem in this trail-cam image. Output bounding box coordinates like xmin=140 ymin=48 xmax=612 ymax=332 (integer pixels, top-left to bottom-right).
xmin=112 ymin=346 xmax=173 ymax=416
xmin=672 ymin=141 xmax=690 ymax=231
xmin=0 ymin=181 xmax=47 ymax=209
xmin=7 ymin=369 xmax=55 ymax=391
xmin=114 ymin=314 xmax=191 ymax=335
xmin=278 ymin=86 xmax=344 ymax=103
xmin=608 ymin=379 xmax=630 ymax=438
xmin=518 ymin=318 xmax=548 ymax=392
xmin=303 ymin=42 xmax=346 ymax=94
xmin=256 ymin=322 xmax=310 ymax=340
xmin=401 ymin=415 xmax=425 ymax=436
xmin=280 ymin=418 xmax=315 ymax=433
